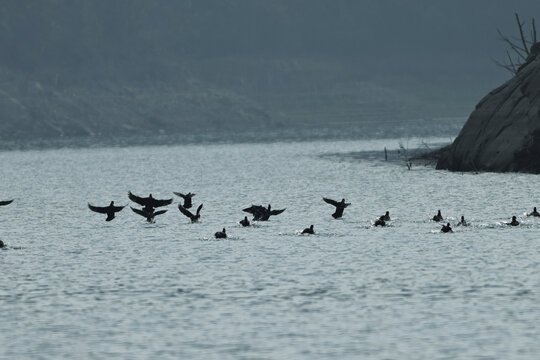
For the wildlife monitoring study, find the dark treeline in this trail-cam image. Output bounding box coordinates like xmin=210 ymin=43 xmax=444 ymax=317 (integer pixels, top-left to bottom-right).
xmin=0 ymin=1 xmax=539 ymax=140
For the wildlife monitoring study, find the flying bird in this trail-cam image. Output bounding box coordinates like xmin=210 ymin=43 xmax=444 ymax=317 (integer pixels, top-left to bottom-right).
xmin=173 ymin=192 xmax=196 ymax=209
xmin=178 ymin=203 xmax=203 ymax=223
xmin=128 ymin=191 xmax=172 ymax=210
xmin=88 ymin=201 xmax=126 ymax=221
xmin=0 ymin=199 xmax=13 ymax=206
xmin=323 ymin=198 xmax=350 ymax=219
xmin=243 ymin=204 xmax=285 ymax=221
xmin=131 ymin=207 xmax=167 ymax=223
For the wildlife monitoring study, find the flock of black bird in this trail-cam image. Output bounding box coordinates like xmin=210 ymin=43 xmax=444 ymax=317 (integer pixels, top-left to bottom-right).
xmin=1 ymin=196 xmax=539 ymax=248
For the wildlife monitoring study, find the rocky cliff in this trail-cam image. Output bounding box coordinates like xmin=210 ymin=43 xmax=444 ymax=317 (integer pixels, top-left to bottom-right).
xmin=437 ymin=43 xmax=540 ymax=173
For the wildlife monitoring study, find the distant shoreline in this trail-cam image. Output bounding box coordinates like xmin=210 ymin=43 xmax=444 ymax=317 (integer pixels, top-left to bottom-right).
xmin=0 ymin=119 xmax=465 ymax=152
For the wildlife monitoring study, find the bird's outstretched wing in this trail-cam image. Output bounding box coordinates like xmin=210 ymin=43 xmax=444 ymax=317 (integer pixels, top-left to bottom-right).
xmin=196 ymin=204 xmax=203 ymax=216
xmin=130 ymin=207 xmax=148 ymax=218
xmin=154 ymin=210 xmax=167 ymax=217
xmin=128 ymin=191 xmax=148 ymax=206
xmin=173 ymin=192 xmax=187 ymax=199
xmin=243 ymin=205 xmax=259 ymax=214
xmin=270 ymin=208 xmax=286 ymax=216
xmin=323 ymin=197 xmax=339 ymax=207
xmin=0 ymin=199 xmax=13 ymax=206
xmin=88 ymin=203 xmax=108 ymax=214
xmin=152 ymin=198 xmax=173 ymax=208
xmin=112 ymin=205 xmax=127 ymax=212
xmin=178 ymin=204 xmax=195 ymax=220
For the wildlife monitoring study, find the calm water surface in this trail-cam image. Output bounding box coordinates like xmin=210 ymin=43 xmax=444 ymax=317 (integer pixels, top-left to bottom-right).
xmin=1 ymin=135 xmax=540 ymax=359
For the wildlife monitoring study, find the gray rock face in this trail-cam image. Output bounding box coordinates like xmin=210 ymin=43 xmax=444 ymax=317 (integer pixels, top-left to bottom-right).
xmin=437 ymin=43 xmax=540 ymax=173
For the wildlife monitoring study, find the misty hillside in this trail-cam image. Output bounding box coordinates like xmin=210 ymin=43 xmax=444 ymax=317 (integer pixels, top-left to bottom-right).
xmin=1 ymin=1 xmax=539 ymax=140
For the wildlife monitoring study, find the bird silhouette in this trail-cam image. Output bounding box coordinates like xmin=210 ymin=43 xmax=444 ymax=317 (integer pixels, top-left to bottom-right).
xmin=243 ymin=204 xmax=285 ymax=221
xmin=131 ymin=207 xmax=167 ymax=223
xmin=173 ymin=192 xmax=196 ymax=209
xmin=323 ymin=198 xmax=350 ymax=219
xmin=215 ymin=228 xmax=227 ymax=239
xmin=88 ymin=201 xmax=126 ymax=221
xmin=178 ymin=203 xmax=203 ymax=223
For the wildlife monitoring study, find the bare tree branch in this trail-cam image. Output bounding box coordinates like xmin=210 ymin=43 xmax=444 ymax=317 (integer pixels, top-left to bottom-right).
xmin=515 ymin=13 xmax=530 ymax=55
xmin=495 ymin=14 xmax=537 ymax=75
xmin=492 ymin=57 xmax=517 ymax=75
xmin=497 ymin=29 xmax=528 ymax=60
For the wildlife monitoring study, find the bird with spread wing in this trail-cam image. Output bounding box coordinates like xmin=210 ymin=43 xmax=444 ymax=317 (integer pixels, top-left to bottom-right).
xmin=88 ymin=201 xmax=126 ymax=221
xmin=243 ymin=204 xmax=285 ymax=221
xmin=178 ymin=203 xmax=203 ymax=223
xmin=323 ymin=198 xmax=350 ymax=219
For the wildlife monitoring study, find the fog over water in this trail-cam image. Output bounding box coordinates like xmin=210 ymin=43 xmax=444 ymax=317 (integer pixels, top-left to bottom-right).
xmin=1 ymin=1 xmax=540 ymax=139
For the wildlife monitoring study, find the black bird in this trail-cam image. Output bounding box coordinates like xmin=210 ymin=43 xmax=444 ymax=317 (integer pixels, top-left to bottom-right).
xmin=88 ymin=201 xmax=126 ymax=221
xmin=0 ymin=200 xmax=13 ymax=206
xmin=243 ymin=204 xmax=286 ymax=221
xmin=0 ymin=240 xmax=4 ymax=248
xmin=457 ymin=216 xmax=468 ymax=226
xmin=173 ymin=192 xmax=196 ymax=209
xmin=323 ymin=198 xmax=350 ymax=219
xmin=527 ymin=207 xmax=540 ymax=217
xmin=128 ymin=192 xmax=172 ymax=210
xmin=215 ymin=228 xmax=227 ymax=239
xmin=240 ymin=216 xmax=250 ymax=227
xmin=381 ymin=211 xmax=390 ymax=221
xmin=178 ymin=203 xmax=203 ymax=223
xmin=508 ymin=216 xmax=520 ymax=226
xmin=131 ymin=207 xmax=167 ymax=223
xmin=374 ymin=216 xmax=386 ymax=227
xmin=432 ymin=210 xmax=443 ymax=222
xmin=441 ymin=223 xmax=453 ymax=233
xmin=302 ymin=225 xmax=314 ymax=234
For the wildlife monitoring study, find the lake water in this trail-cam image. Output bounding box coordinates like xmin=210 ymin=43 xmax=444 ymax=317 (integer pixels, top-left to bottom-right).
xmin=1 ymin=124 xmax=540 ymax=359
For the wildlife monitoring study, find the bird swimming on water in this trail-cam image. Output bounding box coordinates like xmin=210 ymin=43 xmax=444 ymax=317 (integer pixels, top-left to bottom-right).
xmin=178 ymin=203 xmax=203 ymax=223
xmin=432 ymin=210 xmax=443 ymax=222
xmin=0 ymin=240 xmax=4 ymax=248
xmin=243 ymin=204 xmax=286 ymax=221
xmin=240 ymin=216 xmax=250 ymax=227
xmin=0 ymin=199 xmax=13 ymax=206
xmin=527 ymin=207 xmax=540 ymax=217
xmin=374 ymin=216 xmax=386 ymax=227
xmin=131 ymin=207 xmax=167 ymax=223
xmin=508 ymin=216 xmax=520 ymax=226
xmin=323 ymin=198 xmax=350 ymax=219
xmin=381 ymin=211 xmax=390 ymax=221
xmin=441 ymin=223 xmax=453 ymax=233
xmin=88 ymin=201 xmax=126 ymax=221
xmin=215 ymin=228 xmax=227 ymax=239
xmin=302 ymin=225 xmax=314 ymax=234
xmin=173 ymin=192 xmax=195 ymax=209
xmin=457 ymin=216 xmax=468 ymax=226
